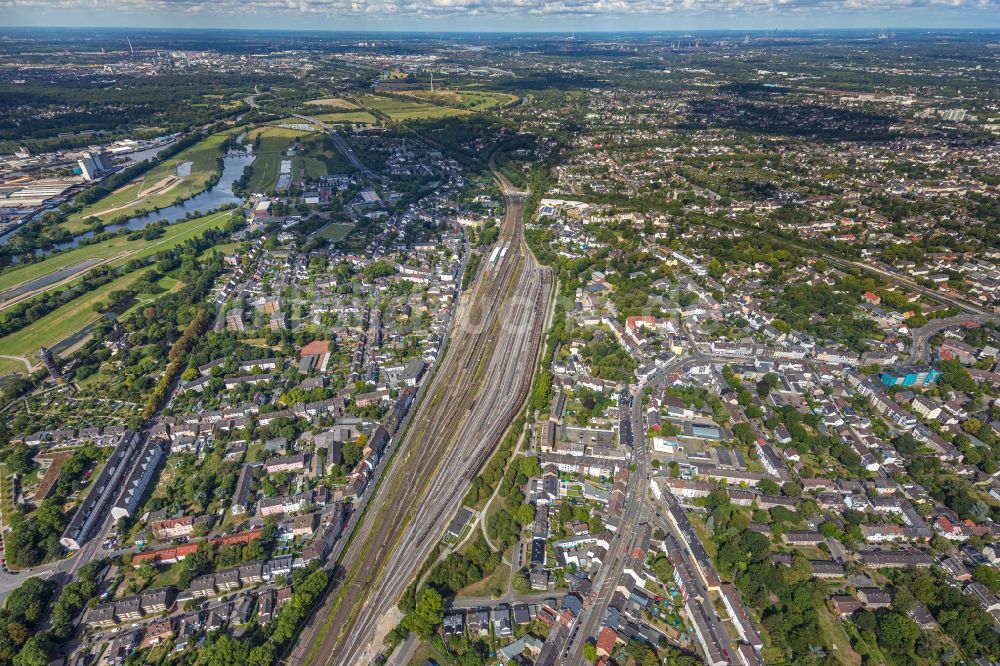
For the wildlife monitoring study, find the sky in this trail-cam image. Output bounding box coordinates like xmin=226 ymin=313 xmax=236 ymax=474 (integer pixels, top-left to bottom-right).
xmin=1 ymin=0 xmax=999 ymax=32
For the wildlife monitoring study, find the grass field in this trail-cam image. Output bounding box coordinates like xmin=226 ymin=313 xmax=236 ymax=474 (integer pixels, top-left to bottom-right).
xmin=147 ymin=563 xmax=183 ymax=590
xmin=817 ymin=603 xmax=862 ymax=666
xmin=156 ymin=275 xmax=180 ymax=291
xmin=401 ymin=89 xmax=517 ymax=111
xmin=393 ymin=106 xmax=468 ymax=120
xmin=77 ymin=181 xmax=144 ymax=219
xmin=0 ymin=358 xmax=31 ymax=375
xmin=360 ymin=94 xmax=469 ymax=121
xmin=315 ymin=223 xmax=354 ymax=242
xmin=276 ymin=111 xmax=376 ymax=127
xmin=307 ymin=111 xmax=377 ymax=124
xmin=305 ymin=97 xmax=359 ymax=109
xmin=2 ymin=269 xmax=188 ymax=375
xmin=245 ymin=126 xmax=315 ymax=193
xmin=0 ymin=266 xmax=155 ymax=359
xmin=301 ymin=155 xmax=328 ymax=179
xmin=117 ymin=274 xmax=184 ymax=321
xmin=198 ymin=241 xmax=241 ymax=260
xmin=398 ymin=90 xmax=465 ymax=105
xmin=295 ymin=133 xmax=355 ymax=180
xmin=458 ymin=90 xmax=519 ymax=110
xmin=65 ymin=130 xmax=238 ymax=232
xmin=0 ymin=209 xmax=236 ymax=297
xmin=406 ymin=643 xmax=441 ymax=666
xmin=456 ymin=559 xmax=510 ymax=599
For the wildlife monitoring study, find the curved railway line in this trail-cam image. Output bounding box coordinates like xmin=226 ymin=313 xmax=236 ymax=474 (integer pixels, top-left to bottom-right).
xmin=289 ymin=164 xmax=550 ymax=666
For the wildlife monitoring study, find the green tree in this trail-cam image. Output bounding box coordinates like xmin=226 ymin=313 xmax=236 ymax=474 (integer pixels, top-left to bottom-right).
xmin=758 ymin=478 xmax=780 ymax=495
xmin=732 ymin=422 xmax=756 ymax=447
xmin=5 ymin=577 xmax=52 ymax=626
xmin=624 ymin=639 xmax=659 ymax=666
xmin=12 ymin=634 xmax=51 ymax=666
xmin=876 ymin=611 xmax=921 ymax=654
xmin=514 ymin=503 xmax=536 ymax=525
xmin=519 ymin=456 xmax=542 ymax=478
xmin=788 ymin=552 xmax=813 ymax=585
xmin=406 ymin=587 xmax=444 ymax=640
xmin=4 ymin=443 xmax=35 ymax=476
xmin=198 ymin=635 xmax=250 ymax=665
xmin=939 ymin=359 xmax=976 ymax=392
xmin=973 ymin=564 xmax=1000 ymax=594
xmin=363 ymin=260 xmax=396 ymax=280
xmin=588 ymin=514 xmax=604 ymax=535
xmin=136 ymin=562 xmax=157 ymax=580
xmin=963 ymin=418 xmax=983 ymax=436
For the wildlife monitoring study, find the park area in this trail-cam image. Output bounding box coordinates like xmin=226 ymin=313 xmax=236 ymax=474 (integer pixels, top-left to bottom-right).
xmin=244 ymin=126 xmax=316 ymax=193
xmin=282 ymin=110 xmax=376 ymax=126
xmin=64 ymin=129 xmax=238 ymax=232
xmin=0 ymin=210 xmax=236 ymax=367
xmin=360 ymin=94 xmax=469 ymax=121
xmin=296 ymin=134 xmax=356 ymax=180
xmin=0 ymin=209 xmax=235 ymax=298
xmin=400 ymin=89 xmax=518 ymax=111
xmin=304 ymin=97 xmax=359 ymax=110
xmin=0 ymin=266 xmax=157 ymax=361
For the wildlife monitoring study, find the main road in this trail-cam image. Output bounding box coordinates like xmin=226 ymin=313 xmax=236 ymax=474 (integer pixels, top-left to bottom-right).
xmin=559 ymin=355 xmax=707 ymax=663
xmin=288 ymin=165 xmax=551 ymax=666
xmin=559 ymin=387 xmax=647 ymax=664
xmin=905 ymin=313 xmax=999 ymax=366
xmin=289 ymin=113 xmax=375 ymax=178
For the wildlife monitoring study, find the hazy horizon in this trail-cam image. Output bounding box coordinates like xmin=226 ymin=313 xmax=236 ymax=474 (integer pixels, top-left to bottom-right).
xmin=5 ymin=26 xmax=1000 ymax=34
xmin=2 ymin=0 xmax=999 ymax=34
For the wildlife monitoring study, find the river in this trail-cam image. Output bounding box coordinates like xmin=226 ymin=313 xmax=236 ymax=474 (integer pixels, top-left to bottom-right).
xmin=3 ymin=144 xmax=254 ymax=258
xmin=121 ymin=138 xmax=181 ymax=164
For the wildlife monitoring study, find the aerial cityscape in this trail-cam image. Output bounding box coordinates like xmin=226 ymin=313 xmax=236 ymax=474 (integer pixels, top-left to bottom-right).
xmin=0 ymin=11 xmax=999 ymax=666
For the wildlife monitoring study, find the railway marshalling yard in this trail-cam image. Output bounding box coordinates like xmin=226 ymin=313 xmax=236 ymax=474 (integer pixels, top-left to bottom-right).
xmin=291 ymin=169 xmax=552 ymax=666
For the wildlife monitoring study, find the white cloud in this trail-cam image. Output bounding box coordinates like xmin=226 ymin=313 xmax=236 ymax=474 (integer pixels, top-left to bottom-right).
xmin=0 ymin=0 xmax=995 ymax=20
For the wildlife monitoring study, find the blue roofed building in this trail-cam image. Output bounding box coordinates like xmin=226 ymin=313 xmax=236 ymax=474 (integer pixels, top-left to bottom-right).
xmin=880 ymin=367 xmax=941 ymax=388
xmin=689 ymin=424 xmax=722 ymax=440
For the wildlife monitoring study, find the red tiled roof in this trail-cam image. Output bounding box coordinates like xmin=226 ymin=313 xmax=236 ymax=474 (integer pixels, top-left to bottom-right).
xmin=596 ymin=626 xmax=617 ymax=654
xmin=211 ymin=529 xmax=263 ymax=546
xmin=132 ymin=530 xmax=261 ymax=566
xmin=132 ymin=542 xmax=200 ymax=567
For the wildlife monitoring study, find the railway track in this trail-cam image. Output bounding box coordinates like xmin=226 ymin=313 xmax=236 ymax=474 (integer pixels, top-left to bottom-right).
xmin=463 ymin=267 xmax=551 ymax=480
xmin=397 ymin=267 xmax=539 ymax=550
xmin=331 ymin=208 xmax=548 ymax=658
xmin=290 ymin=166 xmax=548 ymax=666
